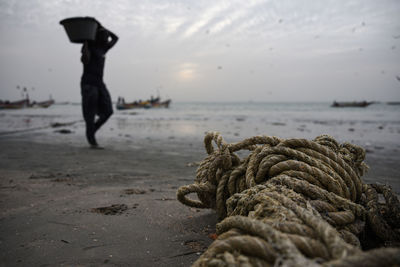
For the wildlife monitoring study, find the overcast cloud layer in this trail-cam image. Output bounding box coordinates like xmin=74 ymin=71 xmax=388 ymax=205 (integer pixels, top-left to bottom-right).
xmin=0 ymin=0 xmax=399 ymax=102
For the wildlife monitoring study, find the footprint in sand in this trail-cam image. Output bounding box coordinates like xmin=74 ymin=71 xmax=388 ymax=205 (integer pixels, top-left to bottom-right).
xmin=91 ymin=204 xmax=128 ymax=215
xmin=121 ymin=188 xmax=147 ymax=195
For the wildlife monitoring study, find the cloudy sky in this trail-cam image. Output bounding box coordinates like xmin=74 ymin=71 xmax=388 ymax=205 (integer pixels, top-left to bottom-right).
xmin=0 ymin=0 xmax=399 ymax=102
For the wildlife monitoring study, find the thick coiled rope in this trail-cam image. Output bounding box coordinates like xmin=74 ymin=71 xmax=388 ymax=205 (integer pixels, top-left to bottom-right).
xmin=177 ymin=132 xmax=400 ymax=266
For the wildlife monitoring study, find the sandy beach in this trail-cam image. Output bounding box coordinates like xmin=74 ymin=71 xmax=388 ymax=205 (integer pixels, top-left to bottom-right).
xmin=0 ymin=135 xmax=218 ymax=266
xmin=1 ymin=102 xmax=400 ymax=266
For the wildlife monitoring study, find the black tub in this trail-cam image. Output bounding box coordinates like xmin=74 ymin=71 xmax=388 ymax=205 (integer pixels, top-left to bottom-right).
xmin=60 ymin=17 xmax=98 ymax=43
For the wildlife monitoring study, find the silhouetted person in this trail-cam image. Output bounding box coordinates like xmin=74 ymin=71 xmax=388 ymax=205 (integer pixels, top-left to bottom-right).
xmin=81 ymin=22 xmax=118 ymax=148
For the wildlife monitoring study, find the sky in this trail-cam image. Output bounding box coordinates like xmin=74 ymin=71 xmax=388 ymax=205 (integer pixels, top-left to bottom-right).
xmin=0 ymin=0 xmax=399 ymax=102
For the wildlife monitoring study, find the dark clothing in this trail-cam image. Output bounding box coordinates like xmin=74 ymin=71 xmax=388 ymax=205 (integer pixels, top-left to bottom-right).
xmin=81 ymin=84 xmax=113 ymax=146
xmin=80 ymin=25 xmax=118 ymax=146
xmin=81 ymin=45 xmax=107 ymax=87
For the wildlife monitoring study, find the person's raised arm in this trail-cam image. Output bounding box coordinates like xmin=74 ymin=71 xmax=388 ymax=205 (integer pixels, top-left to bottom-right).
xmin=106 ymin=29 xmax=118 ymax=50
xmin=94 ymin=19 xmax=118 ymax=50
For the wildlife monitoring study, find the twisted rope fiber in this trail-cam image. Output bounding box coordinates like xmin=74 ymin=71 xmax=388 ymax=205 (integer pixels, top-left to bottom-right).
xmin=177 ymin=132 xmax=400 ymax=266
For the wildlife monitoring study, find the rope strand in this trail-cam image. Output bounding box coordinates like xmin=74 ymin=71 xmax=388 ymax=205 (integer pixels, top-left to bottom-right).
xmin=177 ymin=132 xmax=400 ymax=266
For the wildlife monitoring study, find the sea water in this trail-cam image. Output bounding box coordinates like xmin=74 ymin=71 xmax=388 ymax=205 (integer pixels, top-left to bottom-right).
xmin=0 ymin=102 xmax=399 ymax=150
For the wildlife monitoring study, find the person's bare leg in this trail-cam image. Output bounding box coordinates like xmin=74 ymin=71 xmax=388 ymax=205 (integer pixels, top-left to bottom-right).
xmin=81 ymin=85 xmax=99 ymax=147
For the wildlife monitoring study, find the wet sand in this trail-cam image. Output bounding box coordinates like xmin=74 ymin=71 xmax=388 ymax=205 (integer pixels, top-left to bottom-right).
xmin=0 ymin=130 xmax=399 ymax=266
xmin=0 ymin=136 xmax=217 ymax=267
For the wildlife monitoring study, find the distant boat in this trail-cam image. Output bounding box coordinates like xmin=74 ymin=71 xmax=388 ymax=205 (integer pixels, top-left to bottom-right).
xmin=0 ymin=99 xmax=29 ymax=109
xmin=29 ymin=99 xmax=55 ymax=108
xmin=331 ymin=101 xmax=372 ymax=108
xmin=0 ymin=97 xmax=55 ymax=109
xmin=116 ymin=96 xmax=171 ymax=110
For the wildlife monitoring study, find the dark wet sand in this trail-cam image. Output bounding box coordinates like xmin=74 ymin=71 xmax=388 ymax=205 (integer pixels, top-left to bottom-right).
xmin=0 ymin=134 xmax=399 ymax=266
xmin=0 ymin=138 xmax=217 ymax=267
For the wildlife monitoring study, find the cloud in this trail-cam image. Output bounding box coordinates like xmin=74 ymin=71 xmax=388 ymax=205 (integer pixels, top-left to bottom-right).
xmin=182 ymin=2 xmax=230 ymax=38
xmin=0 ymin=0 xmax=400 ymax=101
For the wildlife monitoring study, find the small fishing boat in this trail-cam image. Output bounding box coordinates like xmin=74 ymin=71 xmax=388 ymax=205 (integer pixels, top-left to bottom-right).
xmin=0 ymin=97 xmax=55 ymax=109
xmin=29 ymin=99 xmax=55 ymax=108
xmin=116 ymin=96 xmax=171 ymax=110
xmin=0 ymin=99 xmax=29 ymax=109
xmin=331 ymin=101 xmax=372 ymax=108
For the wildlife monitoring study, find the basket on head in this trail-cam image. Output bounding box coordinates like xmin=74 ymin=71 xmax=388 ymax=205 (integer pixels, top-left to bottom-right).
xmin=60 ymin=17 xmax=98 ymax=43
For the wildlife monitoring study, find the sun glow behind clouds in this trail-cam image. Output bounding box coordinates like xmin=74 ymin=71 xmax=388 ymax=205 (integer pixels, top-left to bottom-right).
xmin=0 ymin=0 xmax=399 ymax=102
xmin=177 ymin=63 xmax=198 ymax=81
